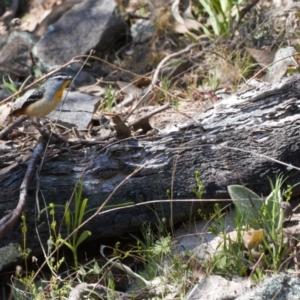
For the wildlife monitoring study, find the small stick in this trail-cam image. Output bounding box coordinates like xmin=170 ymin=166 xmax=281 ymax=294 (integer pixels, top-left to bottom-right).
xmin=0 ymin=115 xmax=28 ymax=140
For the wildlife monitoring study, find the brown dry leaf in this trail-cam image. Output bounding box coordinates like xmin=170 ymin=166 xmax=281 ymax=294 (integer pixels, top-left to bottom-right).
xmin=180 ymin=0 xmax=201 ymax=31
xmin=245 ymin=47 xmax=275 ymax=67
xmin=111 ymin=115 xmax=131 ymax=138
xmin=134 ymin=76 xmax=151 ymax=88
xmin=171 ymin=0 xmax=199 ymax=37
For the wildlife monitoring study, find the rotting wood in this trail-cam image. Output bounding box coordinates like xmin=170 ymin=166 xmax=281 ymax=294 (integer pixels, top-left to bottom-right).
xmin=1 ymin=75 xmax=300 ymax=252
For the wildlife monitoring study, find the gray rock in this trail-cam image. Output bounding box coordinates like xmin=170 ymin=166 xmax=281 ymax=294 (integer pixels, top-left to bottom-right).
xmin=174 ymin=211 xmax=236 ymax=262
xmin=48 ymin=91 xmax=100 ymax=130
xmin=131 ymin=20 xmax=155 ymax=44
xmin=236 ymin=274 xmax=300 ymax=300
xmin=32 ymin=0 xmax=126 ymax=71
xmin=185 ymin=275 xmax=250 ymax=300
xmin=0 ymin=31 xmax=38 ymax=76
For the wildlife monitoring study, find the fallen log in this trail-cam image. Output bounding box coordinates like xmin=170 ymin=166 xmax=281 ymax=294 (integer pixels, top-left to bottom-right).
xmin=1 ymin=74 xmax=300 ymax=252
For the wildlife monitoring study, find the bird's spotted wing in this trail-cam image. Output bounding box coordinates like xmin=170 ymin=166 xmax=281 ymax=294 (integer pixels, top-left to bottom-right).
xmin=9 ymin=85 xmax=46 ymax=116
xmin=19 ymin=86 xmax=46 ymax=109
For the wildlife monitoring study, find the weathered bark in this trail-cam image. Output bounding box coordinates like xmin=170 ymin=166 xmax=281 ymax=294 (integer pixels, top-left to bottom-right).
xmin=1 ymin=75 xmax=300 ymax=251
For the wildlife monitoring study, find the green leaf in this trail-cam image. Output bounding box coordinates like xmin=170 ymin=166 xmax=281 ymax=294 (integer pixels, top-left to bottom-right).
xmin=78 ymin=198 xmax=88 ymax=226
xmin=186 ymin=31 xmax=198 ymax=43
xmin=228 ymin=185 xmax=263 ymax=227
xmin=64 ymin=206 xmax=71 ymax=234
xmin=75 ymin=230 xmax=91 ymax=248
xmin=165 ymin=60 xmax=185 ymax=68
xmin=93 ymin=261 xmax=102 ymax=275
xmin=74 ymin=182 xmax=84 ymax=223
xmin=199 ymin=0 xmax=220 ymax=35
xmin=78 ymin=266 xmax=87 ymax=276
xmin=60 ymin=239 xmax=74 ymax=252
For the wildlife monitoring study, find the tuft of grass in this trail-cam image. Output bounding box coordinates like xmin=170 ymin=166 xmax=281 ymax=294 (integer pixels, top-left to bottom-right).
xmin=11 ymin=181 xmax=94 ymax=299
xmin=115 ymin=222 xmax=199 ymax=297
xmin=101 ymin=84 xmax=116 ymax=111
xmin=196 ymin=0 xmax=246 ymax=38
xmin=205 ymin=174 xmax=298 ymax=279
xmin=203 ymin=48 xmax=254 ymax=91
xmin=3 ymin=75 xmax=32 ymax=96
xmin=58 ymin=181 xmax=91 ymax=268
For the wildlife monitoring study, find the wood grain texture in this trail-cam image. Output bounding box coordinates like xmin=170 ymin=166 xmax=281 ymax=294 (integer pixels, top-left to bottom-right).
xmin=2 ymin=75 xmax=300 ymax=252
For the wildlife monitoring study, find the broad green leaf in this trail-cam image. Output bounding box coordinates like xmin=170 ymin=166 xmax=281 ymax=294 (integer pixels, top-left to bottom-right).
xmin=228 ymin=185 xmax=263 ymax=227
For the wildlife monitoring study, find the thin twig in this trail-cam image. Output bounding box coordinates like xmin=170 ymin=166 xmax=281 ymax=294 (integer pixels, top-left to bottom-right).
xmin=249 ymin=252 xmax=264 ymax=278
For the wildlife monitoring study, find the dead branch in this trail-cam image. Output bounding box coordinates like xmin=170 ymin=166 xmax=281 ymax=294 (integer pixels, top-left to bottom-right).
xmin=0 ymin=138 xmax=46 ymax=238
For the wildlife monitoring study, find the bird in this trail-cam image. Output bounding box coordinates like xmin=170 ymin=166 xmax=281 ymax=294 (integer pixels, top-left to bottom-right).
xmin=9 ymin=73 xmax=72 ymax=119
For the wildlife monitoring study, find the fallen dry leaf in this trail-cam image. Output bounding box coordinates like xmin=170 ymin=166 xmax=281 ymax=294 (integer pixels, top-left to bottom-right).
xmin=246 ymin=47 xmax=275 ymax=68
